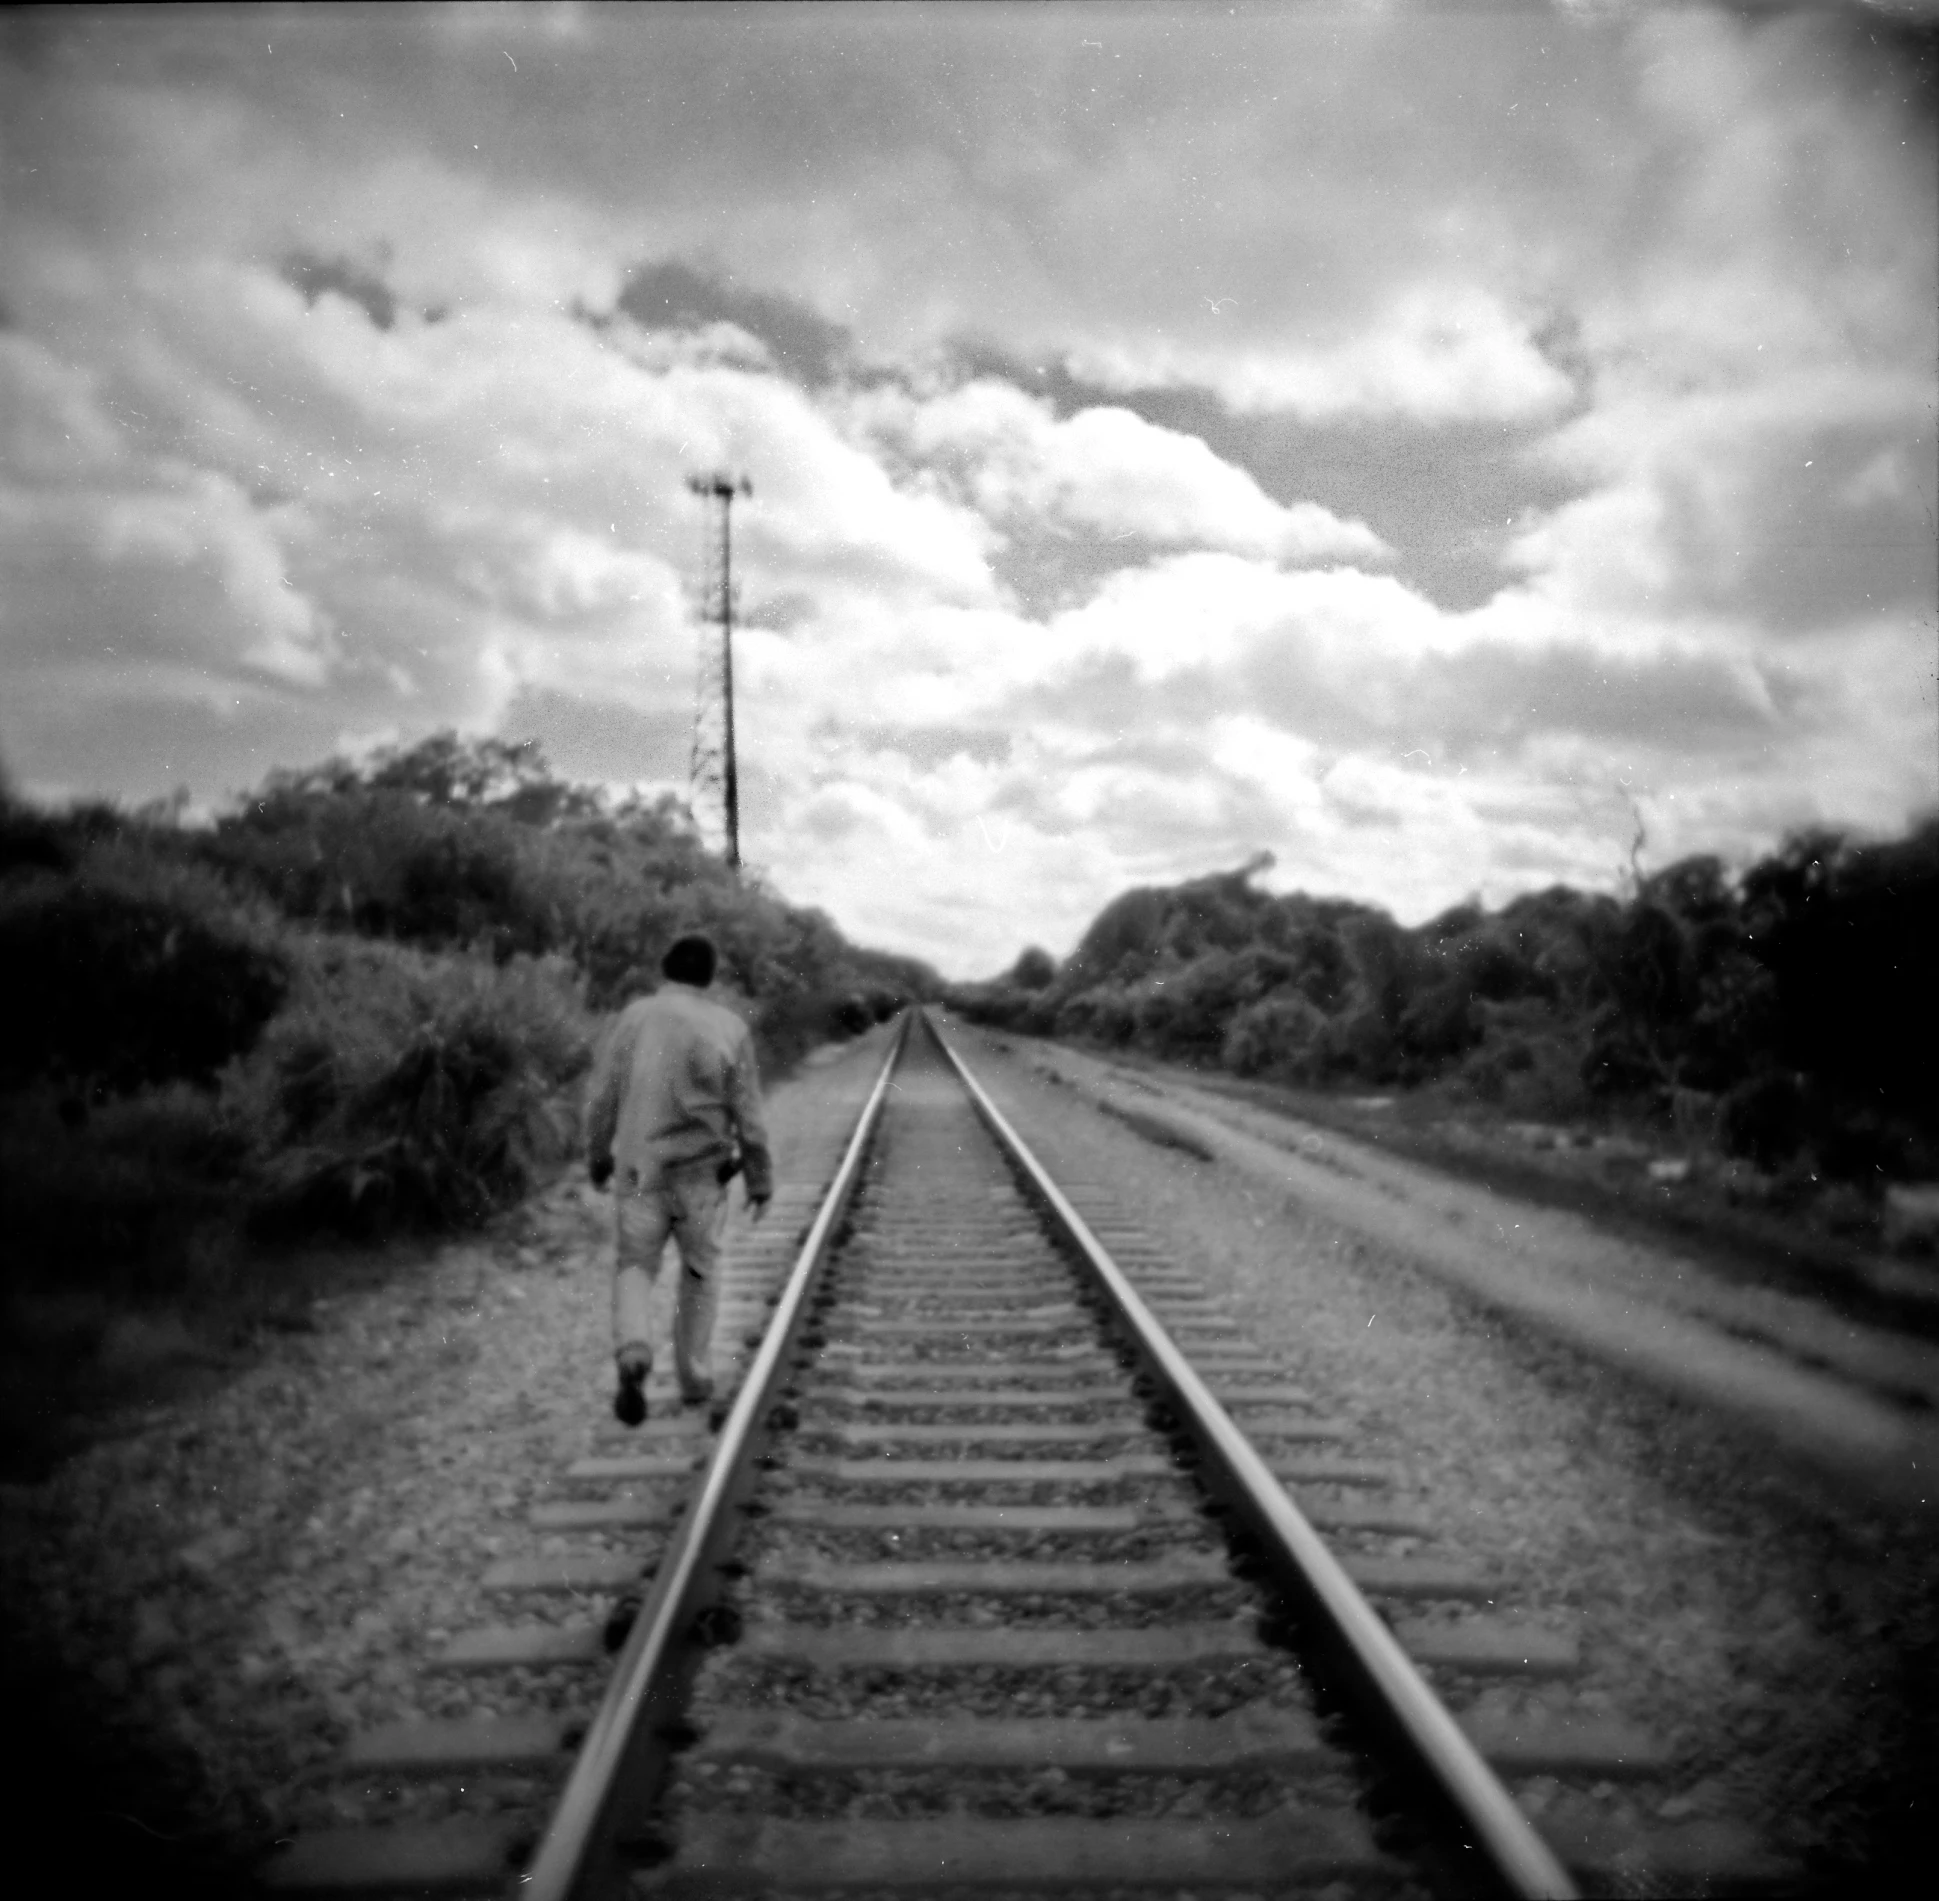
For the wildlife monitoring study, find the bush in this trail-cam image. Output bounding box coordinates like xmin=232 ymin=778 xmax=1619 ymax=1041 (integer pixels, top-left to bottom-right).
xmin=0 ymin=861 xmax=287 ymax=1095
xmin=1683 ymin=950 xmax=1779 ymax=1092
xmin=206 ymin=785 xmax=555 ymax=952
xmin=1054 ymin=986 xmax=1139 ymax=1046
xmin=0 ymin=1082 xmax=252 ymax=1298
xmin=1580 ymin=1010 xmax=1663 ymax=1097
xmin=0 ymin=740 xmax=947 ymax=1320
xmin=1008 ymin=945 xmax=1058 ymax=990
xmin=1398 ymin=981 xmax=1481 ymax=1063
xmin=740 ymin=983 xmax=902 ymax=1074
xmin=1719 ymin=1071 xmax=1808 ymax=1171
xmin=1814 ymin=1112 xmax=1918 ymax=1184
xmin=1274 ymin=915 xmax=1355 ymax=1012
xmin=1461 ymin=1048 xmax=1510 ymax=1103
xmin=0 ymin=795 xmax=74 ymax=876
xmin=1059 ymin=859 xmax=1277 ymax=990
xmin=940 ymin=824 xmax=1935 ymax=1206
xmin=1314 ymin=1003 xmax=1399 ymax=1083
xmin=1222 ymin=993 xmax=1328 ymax=1079
xmin=1741 ymin=819 xmax=1939 ymax=1118
xmin=1133 ymin=950 xmax=1297 ymax=1060
xmin=239 ymin=942 xmax=591 ymax=1237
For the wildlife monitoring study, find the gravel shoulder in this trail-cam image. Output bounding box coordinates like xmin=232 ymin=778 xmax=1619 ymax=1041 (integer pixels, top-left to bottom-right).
xmin=971 ymin=1026 xmax=1939 ymax=1513
xmin=939 ymin=1016 xmax=1936 ymax=1885
xmin=0 ymin=1026 xmax=896 ymax=1896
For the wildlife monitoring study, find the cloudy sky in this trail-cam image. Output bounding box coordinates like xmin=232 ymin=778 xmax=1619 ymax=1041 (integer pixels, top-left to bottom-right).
xmin=3 ymin=3 xmax=1934 ymax=977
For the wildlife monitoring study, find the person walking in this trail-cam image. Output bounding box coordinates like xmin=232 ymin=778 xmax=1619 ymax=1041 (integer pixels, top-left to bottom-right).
xmin=584 ymin=934 xmax=772 ymax=1425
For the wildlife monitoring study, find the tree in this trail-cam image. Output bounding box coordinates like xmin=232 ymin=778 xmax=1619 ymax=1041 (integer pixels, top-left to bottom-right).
xmin=1008 ymin=945 xmax=1058 ymax=990
xmin=1740 ymin=819 xmax=1939 ymax=1118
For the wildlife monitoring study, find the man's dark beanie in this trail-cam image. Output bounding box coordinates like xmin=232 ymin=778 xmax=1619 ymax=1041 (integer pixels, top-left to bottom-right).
xmin=661 ymin=935 xmax=717 ymax=987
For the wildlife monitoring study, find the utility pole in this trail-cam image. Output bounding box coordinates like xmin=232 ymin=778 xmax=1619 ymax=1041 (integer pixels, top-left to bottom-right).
xmin=686 ymin=471 xmax=751 ymax=870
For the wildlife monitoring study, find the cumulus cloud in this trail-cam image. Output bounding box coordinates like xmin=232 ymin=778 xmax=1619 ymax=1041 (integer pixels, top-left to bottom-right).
xmin=280 ymin=249 xmax=401 ymax=331
xmin=1067 ymin=283 xmax=1579 ymax=426
xmin=97 ymin=477 xmax=336 ymax=686
xmin=0 ymin=326 xmax=337 ymax=688
xmin=1 ymin=4 xmax=1932 ymax=978
xmin=851 ymin=379 xmax=1389 ymax=564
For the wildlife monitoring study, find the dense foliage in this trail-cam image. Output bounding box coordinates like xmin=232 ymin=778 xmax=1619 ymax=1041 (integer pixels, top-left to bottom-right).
xmin=947 ymin=822 xmax=1939 ymax=1200
xmin=0 ymin=736 xmax=937 ymax=1307
xmin=0 ymin=855 xmax=289 ymax=1095
xmin=196 ymin=734 xmax=930 ymax=1036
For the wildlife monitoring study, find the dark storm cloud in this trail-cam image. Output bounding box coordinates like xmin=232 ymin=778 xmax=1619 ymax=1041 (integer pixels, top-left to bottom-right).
xmin=1413 ymin=641 xmax=1789 ymax=754
xmin=1234 ymin=625 xmax=1796 ymax=764
xmin=996 ymin=609 xmax=1795 ymax=775
xmin=280 ymin=251 xmax=399 ymax=331
xmin=1196 ymin=404 xmax=1593 ymax=615
xmin=946 ymin=343 xmax=1115 ymax=422
xmin=1719 ymin=0 xmax=1939 ymax=120
xmin=610 ymin=261 xmax=852 ymax=386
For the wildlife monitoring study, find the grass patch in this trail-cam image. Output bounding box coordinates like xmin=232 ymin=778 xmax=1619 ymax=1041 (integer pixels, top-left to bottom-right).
xmin=1095 ymin=1096 xmax=1218 ymax=1162
xmin=1165 ymin=1059 xmax=1939 ymax=1343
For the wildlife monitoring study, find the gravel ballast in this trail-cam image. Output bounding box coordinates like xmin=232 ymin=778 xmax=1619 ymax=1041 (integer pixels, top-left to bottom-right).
xmin=942 ymin=1020 xmax=1936 ymax=1885
xmin=4 ymin=1010 xmax=1932 ymax=1892
xmin=0 ymin=1026 xmax=895 ymax=1892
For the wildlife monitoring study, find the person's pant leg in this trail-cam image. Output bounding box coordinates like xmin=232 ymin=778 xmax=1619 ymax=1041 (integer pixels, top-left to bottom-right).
xmin=666 ymin=1162 xmax=730 ymax=1398
xmin=612 ymin=1172 xmax=676 ymax=1369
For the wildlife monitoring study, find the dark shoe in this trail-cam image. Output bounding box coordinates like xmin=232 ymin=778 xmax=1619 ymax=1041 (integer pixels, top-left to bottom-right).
xmin=602 ymin=1594 xmax=640 ymax=1653
xmin=679 ymin=1378 xmax=715 ymax=1409
xmin=613 ymin=1359 xmax=649 ymax=1427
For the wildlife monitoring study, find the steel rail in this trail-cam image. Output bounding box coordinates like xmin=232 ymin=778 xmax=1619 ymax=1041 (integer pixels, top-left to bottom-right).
xmin=927 ymin=1012 xmax=1578 ymax=1901
xmin=519 ymin=1014 xmax=911 ymax=1901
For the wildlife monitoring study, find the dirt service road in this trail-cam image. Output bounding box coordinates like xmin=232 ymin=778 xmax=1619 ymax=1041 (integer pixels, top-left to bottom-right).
xmin=961 ymin=1024 xmax=1939 ymax=1516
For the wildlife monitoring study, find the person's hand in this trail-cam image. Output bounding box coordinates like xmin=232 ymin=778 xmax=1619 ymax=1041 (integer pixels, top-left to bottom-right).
xmin=589 ymin=1154 xmax=614 ymax=1190
xmin=748 ymin=1192 xmax=771 ymax=1223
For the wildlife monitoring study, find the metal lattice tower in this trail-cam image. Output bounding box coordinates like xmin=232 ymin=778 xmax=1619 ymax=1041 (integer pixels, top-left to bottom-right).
xmin=686 ymin=472 xmax=750 ymax=870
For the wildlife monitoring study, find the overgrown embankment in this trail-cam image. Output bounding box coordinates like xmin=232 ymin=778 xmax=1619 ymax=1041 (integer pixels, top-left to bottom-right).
xmin=947 ymin=824 xmax=1939 ymax=1266
xmin=0 ymin=736 xmax=936 ymax=1463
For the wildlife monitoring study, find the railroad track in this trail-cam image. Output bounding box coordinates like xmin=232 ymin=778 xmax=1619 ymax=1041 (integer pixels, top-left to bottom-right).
xmin=264 ymin=1013 xmax=1788 ymax=1899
